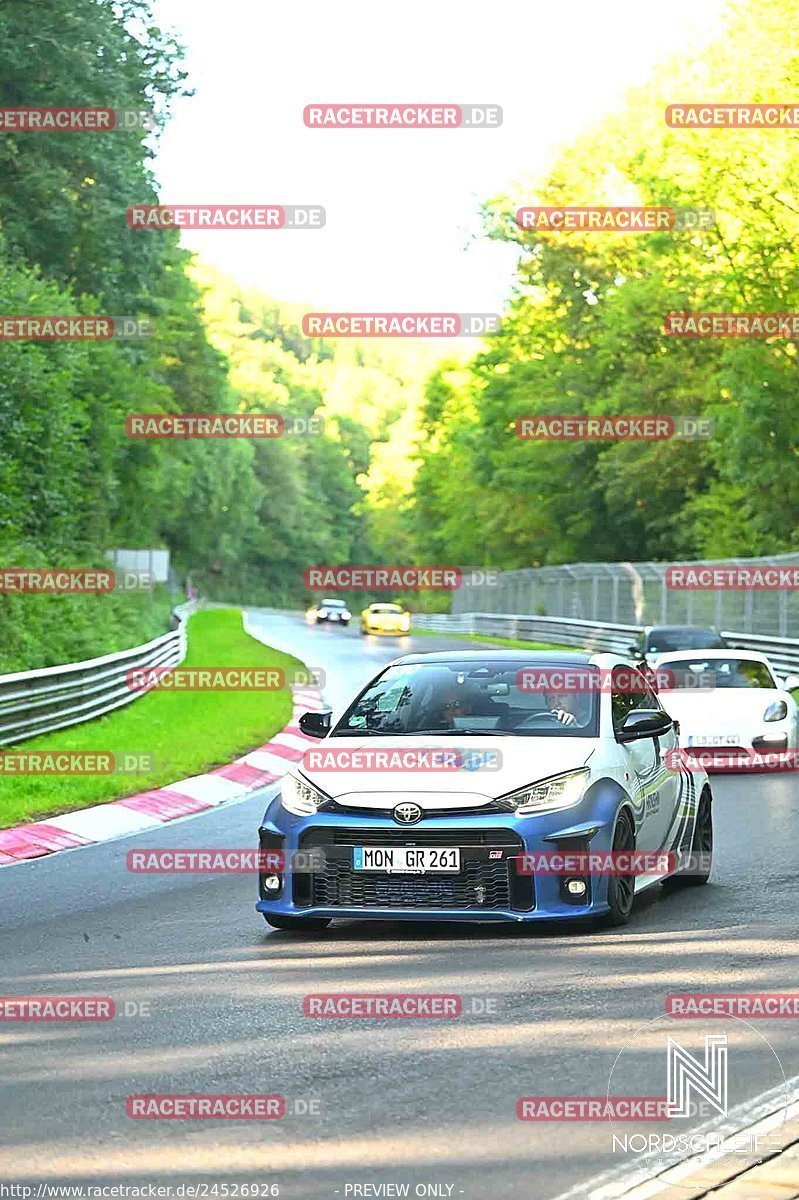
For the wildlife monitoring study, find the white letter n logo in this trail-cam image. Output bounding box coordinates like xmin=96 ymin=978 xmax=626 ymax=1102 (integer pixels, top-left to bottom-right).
xmin=667 ymin=1035 xmax=728 ymax=1118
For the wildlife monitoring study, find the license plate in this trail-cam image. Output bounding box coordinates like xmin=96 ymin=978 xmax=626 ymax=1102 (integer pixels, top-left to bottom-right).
xmin=688 ymin=734 xmax=738 ymax=746
xmin=352 ymin=846 xmax=461 ymax=873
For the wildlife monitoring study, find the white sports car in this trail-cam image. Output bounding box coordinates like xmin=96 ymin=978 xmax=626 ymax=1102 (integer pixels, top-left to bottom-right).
xmin=653 ymin=649 xmax=799 ymax=767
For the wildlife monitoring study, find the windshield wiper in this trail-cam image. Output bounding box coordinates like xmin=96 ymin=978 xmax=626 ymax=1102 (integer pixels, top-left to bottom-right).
xmin=401 ymin=727 xmax=515 ymax=737
xmin=332 ymin=726 xmax=517 ymax=738
xmin=330 ymin=727 xmax=400 ymax=737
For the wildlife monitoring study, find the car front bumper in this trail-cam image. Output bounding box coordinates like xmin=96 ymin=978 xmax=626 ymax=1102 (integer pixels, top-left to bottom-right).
xmin=680 ymin=722 xmax=795 ymax=768
xmin=362 ymin=624 xmax=409 ymax=635
xmin=255 ymin=795 xmax=625 ymax=924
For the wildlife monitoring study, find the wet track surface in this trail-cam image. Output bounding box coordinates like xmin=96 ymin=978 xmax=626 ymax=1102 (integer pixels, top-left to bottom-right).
xmin=1 ymin=612 xmax=797 ymax=1198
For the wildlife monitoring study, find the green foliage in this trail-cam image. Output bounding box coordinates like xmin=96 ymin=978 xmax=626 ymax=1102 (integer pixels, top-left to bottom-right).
xmin=190 ymin=262 xmax=432 ymax=606
xmin=0 ymin=0 xmax=431 ymax=667
xmin=410 ymin=0 xmax=799 ymax=567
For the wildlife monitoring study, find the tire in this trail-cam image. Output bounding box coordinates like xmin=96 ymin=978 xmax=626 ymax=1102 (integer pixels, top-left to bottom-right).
xmin=601 ymin=810 xmax=636 ymax=927
xmin=263 ymin=914 xmax=331 ymax=932
xmin=664 ymin=787 xmax=712 ymax=891
xmin=360 ymin=626 xmax=367 ymax=636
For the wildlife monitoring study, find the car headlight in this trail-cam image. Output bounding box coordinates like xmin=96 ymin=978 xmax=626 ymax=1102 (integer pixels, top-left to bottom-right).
xmin=400 ymin=614 xmax=411 ymax=629
xmin=498 ymin=768 xmax=589 ymax=815
xmin=342 ymin=610 xmax=351 ymax=620
xmin=764 ymin=700 xmax=788 ymax=722
xmin=281 ymin=773 xmax=328 ymax=816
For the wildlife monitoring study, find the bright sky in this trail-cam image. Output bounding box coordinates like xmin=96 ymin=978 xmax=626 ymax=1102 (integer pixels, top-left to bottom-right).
xmin=151 ymin=0 xmax=726 ymax=312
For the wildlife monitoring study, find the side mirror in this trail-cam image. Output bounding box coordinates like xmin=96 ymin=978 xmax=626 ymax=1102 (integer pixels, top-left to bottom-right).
xmin=617 ymin=708 xmax=673 ymax=743
xmin=783 ymin=674 xmax=799 ymax=692
xmin=298 ymin=710 xmax=332 ymax=739
xmin=628 ymin=644 xmax=641 ymax=658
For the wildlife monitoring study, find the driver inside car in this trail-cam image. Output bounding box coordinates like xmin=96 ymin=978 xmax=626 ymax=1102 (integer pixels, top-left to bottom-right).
xmin=428 ymin=682 xmax=475 ymax=728
xmin=544 ymin=688 xmax=590 ymax=728
xmin=425 ymin=680 xmax=508 ymax=730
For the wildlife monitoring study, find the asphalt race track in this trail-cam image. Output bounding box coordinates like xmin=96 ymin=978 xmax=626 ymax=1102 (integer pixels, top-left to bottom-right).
xmin=1 ymin=612 xmax=797 ymax=1199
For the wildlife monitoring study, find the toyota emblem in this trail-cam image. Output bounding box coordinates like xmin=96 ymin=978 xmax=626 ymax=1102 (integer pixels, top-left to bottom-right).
xmin=392 ymin=802 xmax=423 ymax=825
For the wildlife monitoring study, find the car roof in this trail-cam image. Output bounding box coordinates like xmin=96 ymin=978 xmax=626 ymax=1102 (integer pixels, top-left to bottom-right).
xmin=655 ymin=648 xmax=771 ymax=664
xmin=390 ymin=649 xmax=594 ymax=666
xmin=645 ymin=624 xmax=719 ymax=634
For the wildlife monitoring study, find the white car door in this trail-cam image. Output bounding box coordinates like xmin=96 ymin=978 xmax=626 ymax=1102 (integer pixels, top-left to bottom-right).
xmin=611 ymin=667 xmax=679 ymax=853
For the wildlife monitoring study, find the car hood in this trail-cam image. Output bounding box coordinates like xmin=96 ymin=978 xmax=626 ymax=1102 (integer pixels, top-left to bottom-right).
xmin=659 ymin=688 xmax=788 ymax=723
xmin=295 ymin=735 xmax=596 ymax=808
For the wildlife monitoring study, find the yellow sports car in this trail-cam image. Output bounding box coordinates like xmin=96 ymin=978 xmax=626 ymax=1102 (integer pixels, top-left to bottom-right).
xmin=360 ymin=602 xmax=411 ymax=636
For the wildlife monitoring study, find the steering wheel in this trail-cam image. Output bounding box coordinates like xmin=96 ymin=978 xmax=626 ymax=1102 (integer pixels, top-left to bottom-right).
xmin=518 ymin=711 xmax=564 ymax=728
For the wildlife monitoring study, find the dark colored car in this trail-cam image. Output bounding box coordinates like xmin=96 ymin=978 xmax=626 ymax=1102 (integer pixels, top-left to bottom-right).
xmin=315 ymin=598 xmax=351 ymax=626
xmin=630 ymin=625 xmax=728 ymax=664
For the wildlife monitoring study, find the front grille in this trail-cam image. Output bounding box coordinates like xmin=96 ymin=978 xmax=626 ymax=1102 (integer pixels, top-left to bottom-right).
xmin=296 ymin=827 xmax=532 ymax=911
xmin=303 ymin=828 xmax=520 ymax=847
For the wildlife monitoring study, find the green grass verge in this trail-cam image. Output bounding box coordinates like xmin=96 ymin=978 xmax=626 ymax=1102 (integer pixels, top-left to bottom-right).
xmin=0 ymin=608 xmax=304 ymax=828
xmin=410 ymin=627 xmax=570 ymax=652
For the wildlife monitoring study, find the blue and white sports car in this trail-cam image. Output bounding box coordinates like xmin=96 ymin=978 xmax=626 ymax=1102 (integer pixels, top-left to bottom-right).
xmin=256 ymin=651 xmax=712 ymax=931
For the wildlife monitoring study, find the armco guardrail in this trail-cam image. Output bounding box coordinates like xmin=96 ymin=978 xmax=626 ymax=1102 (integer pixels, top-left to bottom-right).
xmin=0 ymin=602 xmax=195 ymax=748
xmin=719 ymin=632 xmax=799 ymax=678
xmin=412 ymin=612 xmax=799 ymax=679
xmin=413 ymin=612 xmax=640 ymax=652
xmin=452 ymin=554 xmax=799 ymax=637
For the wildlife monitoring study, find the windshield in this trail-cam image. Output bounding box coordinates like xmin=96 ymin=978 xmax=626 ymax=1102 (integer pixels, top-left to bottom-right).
xmin=321 ymin=599 xmax=346 ymax=608
xmin=661 ymin=657 xmax=776 ymax=689
xmin=646 ymin=628 xmax=725 ymax=653
xmin=331 ymin=661 xmax=600 ymax=738
xmin=370 ymin=604 xmax=402 ymax=613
